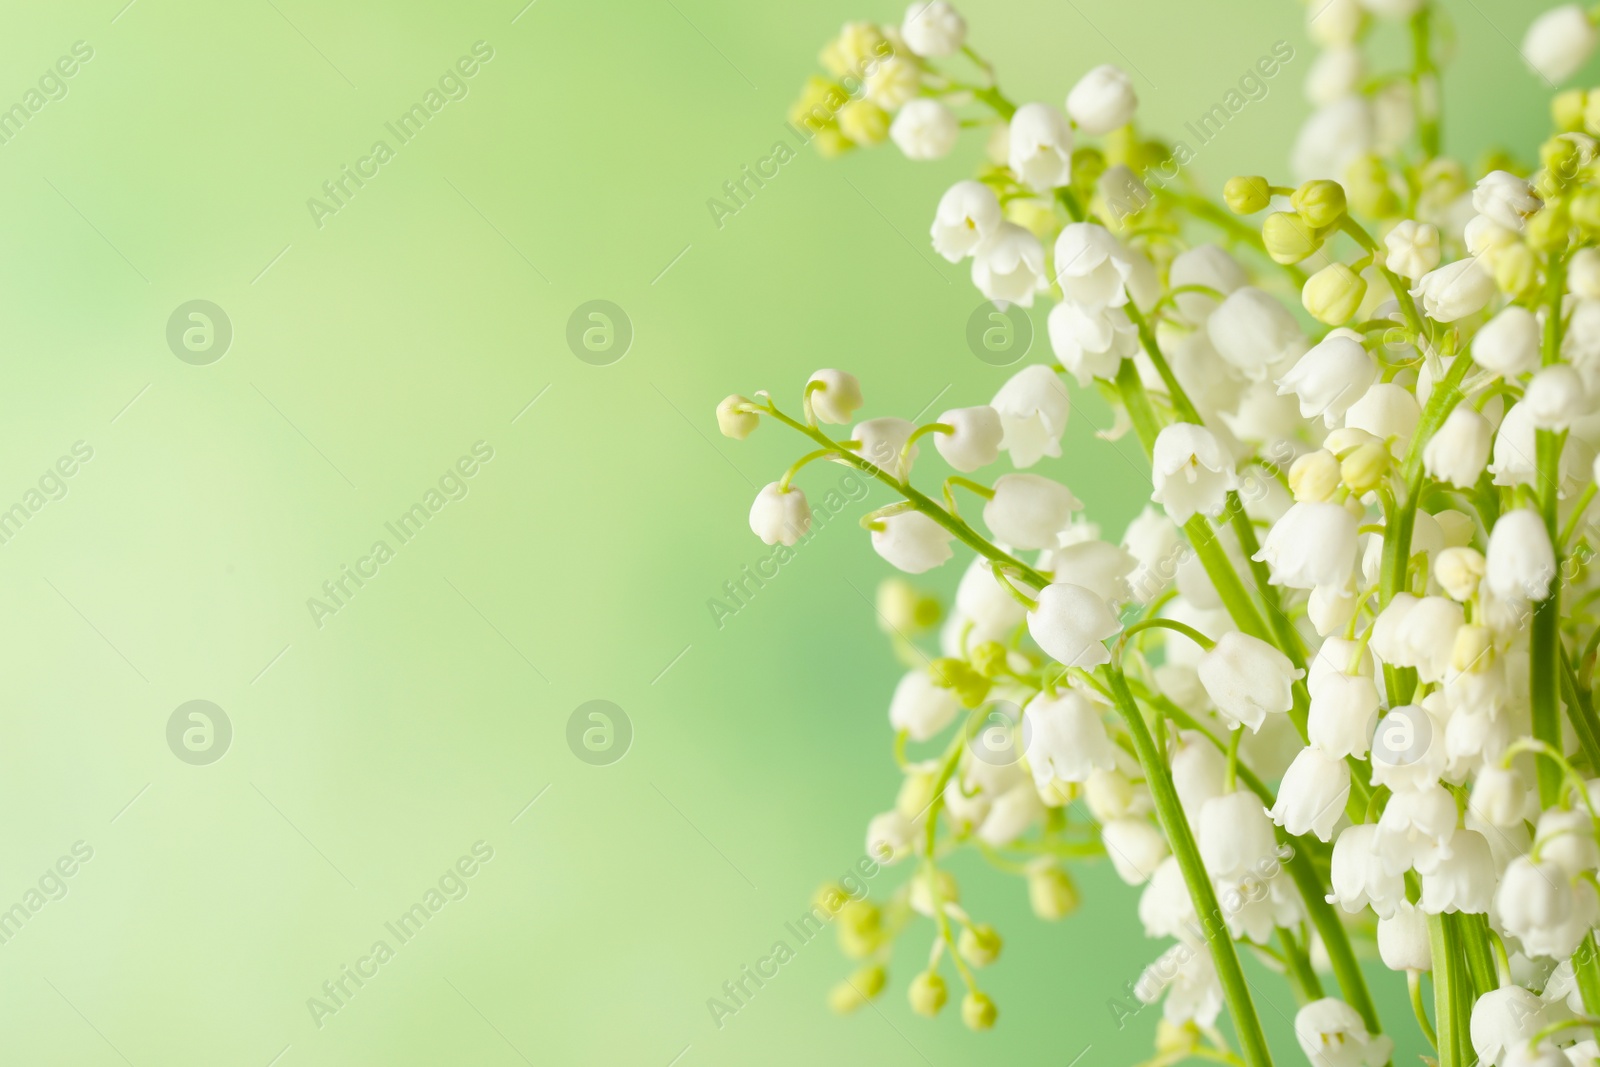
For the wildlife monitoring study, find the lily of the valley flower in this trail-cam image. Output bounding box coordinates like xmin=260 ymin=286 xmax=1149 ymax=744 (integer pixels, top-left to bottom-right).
xmin=1293 ymin=997 xmax=1395 ymax=1067
xmin=1150 ymin=423 xmax=1236 ymax=524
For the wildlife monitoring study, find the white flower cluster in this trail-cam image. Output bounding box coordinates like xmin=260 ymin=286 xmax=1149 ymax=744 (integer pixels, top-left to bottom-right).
xmin=733 ymin=1 xmax=1600 ymax=1060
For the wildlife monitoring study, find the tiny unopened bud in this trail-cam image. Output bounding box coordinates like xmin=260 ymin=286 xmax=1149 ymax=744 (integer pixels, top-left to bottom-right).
xmin=1289 ymin=450 xmax=1342 ymax=502
xmin=896 ymin=765 xmax=939 ymax=820
xmin=910 ymin=867 xmax=960 ymax=916
xmin=958 ymin=922 xmax=1003 ymax=967
xmin=909 ymin=971 xmax=948 ymax=1017
xmin=1541 ymin=137 xmax=1585 ymax=190
xmin=970 ymin=640 xmax=1010 ymax=679
xmin=1452 ymin=624 xmax=1493 ymax=673
xmin=1157 ymin=1020 xmax=1202 ymax=1054
xmin=876 ymin=578 xmax=940 ymax=634
xmin=835 ymin=899 xmax=884 ymax=958
xmin=1340 ymin=441 xmax=1390 ymax=494
xmin=1225 ymin=175 xmax=1272 ymax=214
xmin=1573 ymin=188 xmax=1600 ymax=238
xmin=1027 ymin=866 xmax=1081 ymax=920
xmin=1435 ymin=546 xmax=1486 ymax=602
xmin=1302 ymin=263 xmax=1368 ymax=325
xmin=1263 ymin=210 xmax=1324 ymax=264
xmin=717 ymin=395 xmax=759 ymax=439
xmin=1072 ymin=146 xmax=1108 ymax=187
xmin=1324 ymin=427 xmax=1381 ymax=459
xmin=1085 ymin=767 xmax=1136 ymax=821
xmin=929 ymin=657 xmax=990 ymax=708
xmin=1555 ymin=89 xmax=1589 ymax=133
xmin=962 ymin=990 xmax=998 ymax=1030
xmin=1346 ymin=154 xmax=1399 ymax=217
xmin=1292 ymin=179 xmax=1348 ymax=229
xmin=1525 ymin=201 xmax=1570 ymax=253
xmin=1492 ymin=242 xmax=1540 ymax=300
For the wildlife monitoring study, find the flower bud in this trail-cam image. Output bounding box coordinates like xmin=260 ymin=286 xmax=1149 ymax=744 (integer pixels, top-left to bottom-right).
xmin=1491 ymin=241 xmax=1540 ymax=300
xmin=1225 ymin=175 xmax=1272 ymax=214
xmin=1085 ymin=767 xmax=1136 ymax=821
xmin=1346 ymin=154 xmax=1400 ymax=217
xmin=1324 ymin=426 xmax=1381 ymax=458
xmin=929 ymin=657 xmax=991 ymax=708
xmin=909 ymin=867 xmax=960 ymax=916
xmin=1525 ymin=201 xmax=1570 ymax=253
xmin=837 ymin=100 xmax=890 ymax=146
xmin=1451 ymin=624 xmax=1493 ymax=673
xmin=962 ymin=991 xmax=998 ymax=1030
xmin=1263 ymin=210 xmax=1324 ymax=264
xmin=1434 ymin=546 xmax=1486 ymax=602
xmin=1541 ymin=136 xmax=1585 ymax=190
xmin=896 ymin=765 xmax=940 ymax=820
xmin=1555 ymin=89 xmax=1589 ymax=132
xmin=1302 ymin=263 xmax=1368 ymax=325
xmin=876 ymin=578 xmax=940 ymax=634
xmin=828 ymin=964 xmax=887 ymax=1013
xmin=970 ymin=640 xmax=1010 ymax=679
xmin=1292 ymin=180 xmax=1348 ymax=228
xmin=1157 ymin=1020 xmax=1202 ymax=1055
xmin=1027 ymin=865 xmax=1081 ymax=920
xmin=959 ymin=922 xmax=1003 ymax=967
xmin=1340 ymin=441 xmax=1390 ymax=494
xmin=1290 ymin=450 xmax=1342 ymax=502
xmin=1574 ymin=188 xmax=1600 ymax=238
xmin=909 ymin=971 xmax=948 ymax=1016
xmin=717 ymin=395 xmax=759 ymax=439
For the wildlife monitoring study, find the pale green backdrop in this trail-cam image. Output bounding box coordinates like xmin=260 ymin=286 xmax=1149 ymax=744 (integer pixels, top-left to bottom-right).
xmin=0 ymin=0 xmax=1563 ymax=1063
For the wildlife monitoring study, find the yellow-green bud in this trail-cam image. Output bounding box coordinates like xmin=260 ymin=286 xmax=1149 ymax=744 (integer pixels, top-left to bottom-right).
xmin=1289 ymin=450 xmax=1342 ymax=503
xmin=1585 ymin=93 xmax=1600 ymax=138
xmin=1555 ymin=89 xmax=1589 ymax=132
xmin=929 ymin=657 xmax=990 ymax=708
xmin=1452 ymin=624 xmax=1493 ymax=674
xmin=970 ymin=640 xmax=1010 ymax=679
xmin=1158 ymin=1020 xmax=1203 ymax=1055
xmin=836 ymin=900 xmax=884 ymax=958
xmin=1027 ymin=866 xmax=1081 ymax=921
xmin=1478 ymin=149 xmax=1524 ymax=179
xmin=896 ymin=765 xmax=938 ymax=820
xmin=1071 ymin=146 xmax=1107 ymax=187
xmin=1324 ymin=427 xmax=1380 ymax=459
xmin=1525 ymin=201 xmax=1570 ymax=253
xmin=812 ymin=126 xmax=854 ymax=159
xmin=1492 ymin=241 xmax=1540 ymax=300
xmin=875 ymin=578 xmax=939 ymax=634
xmin=1292 ymin=180 xmax=1348 ymax=229
xmin=909 ymin=971 xmax=948 ymax=1017
xmin=813 ymin=881 xmax=850 ymax=916
xmin=837 ymin=100 xmax=890 ymax=146
xmin=958 ymin=922 xmax=1003 ymax=967
xmin=827 ymin=980 xmax=866 ymax=1014
xmin=1340 ymin=441 xmax=1390 ymax=495
xmin=1573 ymin=188 xmax=1600 ymax=238
xmin=1344 ymin=154 xmax=1399 ymax=217
xmin=910 ymin=867 xmax=960 ymax=914
xmin=716 ymin=394 xmax=759 ymax=439
xmin=1224 ymin=175 xmax=1272 ymax=215
xmin=962 ymin=991 xmax=998 ymax=1030
xmin=1301 ymin=263 xmax=1368 ymax=325
xmin=1004 ymin=197 xmax=1058 ymax=238
xmin=853 ymin=963 xmax=887 ymax=999
xmin=1542 ymin=137 xmax=1585 ymax=190
xmin=1262 ymin=210 xmax=1324 ymax=264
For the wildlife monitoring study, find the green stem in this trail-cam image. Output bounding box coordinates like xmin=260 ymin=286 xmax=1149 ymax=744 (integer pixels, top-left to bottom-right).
xmin=1278 ymin=926 xmax=1324 ymax=1003
xmin=1409 ymin=6 xmax=1440 ymax=158
xmin=1409 ymin=970 xmax=1438 ymax=1050
xmin=1459 ymin=912 xmax=1498 ymax=998
xmin=1533 ymin=255 xmax=1569 ymax=806
xmin=1282 ymin=842 xmax=1384 ymax=1035
xmin=1576 ymin=934 xmax=1600 ymax=1017
xmin=1428 ymin=913 xmax=1461 ymax=1067
xmin=1105 ymin=665 xmax=1274 ymax=1067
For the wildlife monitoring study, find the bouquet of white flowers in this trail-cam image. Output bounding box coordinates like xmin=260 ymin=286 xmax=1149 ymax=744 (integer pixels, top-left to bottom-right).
xmin=717 ymin=3 xmax=1600 ymax=1064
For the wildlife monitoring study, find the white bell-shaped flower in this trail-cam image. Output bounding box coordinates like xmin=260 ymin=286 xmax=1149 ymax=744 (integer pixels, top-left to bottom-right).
xmin=1486 ymin=508 xmax=1557 ymax=602
xmin=1343 ymin=382 xmax=1421 ymax=453
xmin=1102 ymin=816 xmax=1168 ymax=884
xmin=1276 ymin=335 xmax=1377 ymax=427
xmin=977 ymin=782 xmax=1044 ymax=847
xmin=1472 ymin=985 xmax=1561 ymax=1067
xmin=1418 ymin=828 xmax=1495 ymax=914
xmin=1473 ymin=170 xmax=1542 ymax=231
xmin=1377 ymin=900 xmax=1432 ymax=971
xmin=1197 ymin=632 xmax=1303 ymax=733
xmin=1065 ymin=64 xmax=1137 ymax=135
xmin=1255 ymin=501 xmax=1359 ymax=592
xmin=866 ymin=809 xmax=917 ymax=864
xmin=1308 ymin=671 xmax=1381 ymax=759
xmin=931 ymin=180 xmax=1001 ymax=262
xmin=1207 ymin=287 xmax=1305 ymax=381
xmin=888 ymin=670 xmax=960 ymax=741
xmin=991 ymin=364 xmax=1069 ymax=467
xmin=1424 ymin=405 xmax=1494 ymax=488
xmin=971 ymin=221 xmax=1049 ymax=306
xmin=1049 ymin=301 xmax=1137 ymax=385
xmin=901 ymin=0 xmax=966 ymax=57
xmin=955 ymin=557 xmax=1026 ymax=635
xmin=1026 ymin=690 xmax=1117 ymax=786
xmin=1270 ymin=746 xmax=1349 ymax=841
xmin=806 ymin=369 xmax=863 ymax=424
xmin=889 ymin=99 xmax=958 ymax=160
xmin=1138 ymin=856 xmax=1196 ymax=939
xmin=1198 ymin=790 xmax=1278 ymax=883
xmin=1048 ymin=539 xmax=1136 ymax=602
xmin=852 ymin=416 xmax=919 ymax=479
xmin=1328 ymin=823 xmax=1406 ymax=917
xmin=1169 ymin=244 xmax=1246 ymax=323
xmin=1524 ymin=364 xmax=1590 ymax=432
xmin=1374 ymin=782 xmax=1457 ymax=874
xmin=1522 ymin=4 xmax=1598 ymax=83
xmin=1150 ymin=422 xmax=1236 ymax=524
xmin=1123 ymin=506 xmax=1182 ymax=604
xmin=1027 ymin=582 xmax=1120 ymax=668
xmin=871 ymin=511 xmax=955 ymax=573
xmin=1370 ymin=703 xmax=1449 ymax=794
xmin=1469 ymin=764 xmax=1530 ymax=827
xmin=1170 ymin=731 xmax=1226 ymax=821
xmin=1383 ymin=219 xmax=1441 ymax=280
xmin=1293 ymin=998 xmax=1394 ymax=1067
xmin=933 ymin=405 xmax=1003 ymax=472
xmin=1474 ymin=306 xmax=1543 ymax=377
xmin=1412 ymin=258 xmax=1495 ymax=322
xmin=1053 ymin=223 xmax=1147 ymax=309
xmin=983 ymin=473 xmax=1082 ymax=549
xmin=1393 ymin=595 xmax=1466 ymax=683
xmin=1308 ymin=636 xmax=1373 ymax=694
xmin=749 ymin=482 xmax=812 ymax=545
xmin=1006 ymin=102 xmax=1073 ymax=192
xmin=1534 ymin=808 xmax=1600 ymax=878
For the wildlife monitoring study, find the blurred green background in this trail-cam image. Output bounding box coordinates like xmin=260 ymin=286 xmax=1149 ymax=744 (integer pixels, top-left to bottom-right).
xmin=0 ymin=0 xmax=1567 ymax=1063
